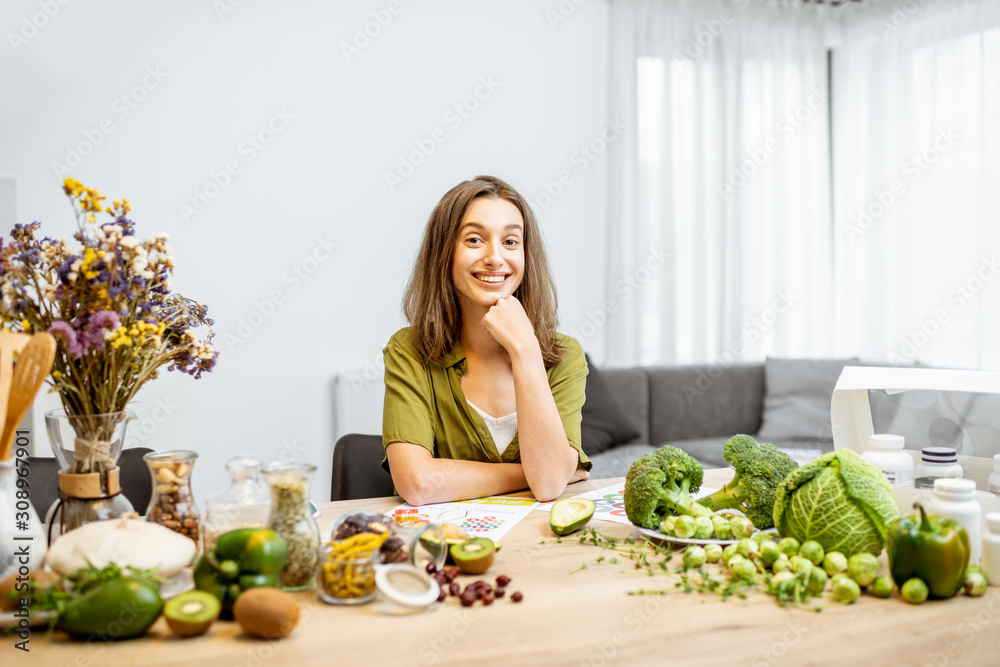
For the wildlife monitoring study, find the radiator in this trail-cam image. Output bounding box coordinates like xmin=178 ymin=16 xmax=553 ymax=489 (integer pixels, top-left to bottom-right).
xmin=333 ymin=368 xmax=384 ymax=442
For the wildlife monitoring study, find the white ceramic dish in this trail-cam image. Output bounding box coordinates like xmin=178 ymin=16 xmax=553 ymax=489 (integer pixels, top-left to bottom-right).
xmin=636 ymin=526 xmax=777 ymax=546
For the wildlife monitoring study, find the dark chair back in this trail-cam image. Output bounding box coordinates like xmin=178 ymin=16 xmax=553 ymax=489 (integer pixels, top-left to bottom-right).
xmin=331 ymin=434 xmax=395 ymax=501
xmin=28 ymin=447 xmax=153 ymax=519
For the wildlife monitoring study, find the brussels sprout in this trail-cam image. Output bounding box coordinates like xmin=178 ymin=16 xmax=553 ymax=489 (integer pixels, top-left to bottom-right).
xmin=871 ymin=575 xmax=894 ymax=598
xmin=759 ymin=540 xmax=782 ymax=566
xmin=684 ymin=546 xmax=707 ymax=569
xmin=790 ymin=556 xmax=813 ymax=576
xmin=777 ymin=537 xmax=800 ymax=557
xmin=847 ymin=552 xmax=880 ymax=588
xmin=770 ymin=571 xmax=795 ymax=588
xmin=771 ymin=554 xmax=792 ymax=573
xmin=659 ymin=516 xmax=677 ymax=536
xmin=722 ymin=543 xmax=740 ymax=565
xmin=730 ymin=517 xmax=755 ymax=540
xmin=822 ymin=551 xmax=849 ymax=577
xmin=799 ymin=540 xmax=825 ymax=566
xmin=833 ymin=576 xmax=861 ymax=603
xmin=694 ymin=517 xmax=715 ymax=540
xmin=711 ymin=514 xmax=729 ymax=534
xmin=806 ymin=566 xmax=829 ymax=595
xmin=737 ymin=539 xmax=759 ymax=559
xmin=674 ymin=515 xmax=697 ymax=539
xmin=901 ymin=578 xmax=929 ymax=604
xmin=964 ymin=572 xmax=988 ymax=597
xmin=704 ymin=543 xmax=724 ymax=563
xmin=730 ymin=559 xmax=757 ymax=581
xmin=752 ymin=531 xmax=772 ymax=546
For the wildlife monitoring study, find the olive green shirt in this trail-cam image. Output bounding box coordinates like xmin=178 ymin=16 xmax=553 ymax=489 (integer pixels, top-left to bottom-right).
xmin=381 ymin=327 xmax=592 ymax=474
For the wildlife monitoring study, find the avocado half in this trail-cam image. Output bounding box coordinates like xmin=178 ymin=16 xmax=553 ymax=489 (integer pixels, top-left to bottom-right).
xmin=420 ymin=523 xmax=470 ymax=564
xmin=549 ymin=498 xmax=597 ymax=536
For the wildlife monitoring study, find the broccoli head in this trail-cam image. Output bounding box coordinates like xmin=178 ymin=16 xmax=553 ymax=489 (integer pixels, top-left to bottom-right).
xmin=624 ymin=445 xmax=714 ymax=530
xmin=696 ymin=434 xmax=799 ymax=529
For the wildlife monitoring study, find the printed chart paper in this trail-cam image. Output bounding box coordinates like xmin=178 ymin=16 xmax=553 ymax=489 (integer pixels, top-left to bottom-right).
xmin=388 ymin=496 xmax=538 ymax=542
xmin=535 ymin=483 xmax=720 ymax=527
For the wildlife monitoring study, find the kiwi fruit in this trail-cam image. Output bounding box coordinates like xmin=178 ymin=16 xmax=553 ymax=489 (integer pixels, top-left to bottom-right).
xmin=233 ymin=587 xmax=301 ymax=639
xmin=449 ymin=537 xmax=496 ymax=575
xmin=0 ymin=569 xmax=62 ymax=612
xmin=164 ymin=590 xmax=221 ymax=637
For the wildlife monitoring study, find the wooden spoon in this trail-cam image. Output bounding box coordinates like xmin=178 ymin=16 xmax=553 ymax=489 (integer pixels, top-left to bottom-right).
xmin=0 ymin=331 xmax=31 ymax=450
xmin=0 ymin=332 xmax=56 ymax=461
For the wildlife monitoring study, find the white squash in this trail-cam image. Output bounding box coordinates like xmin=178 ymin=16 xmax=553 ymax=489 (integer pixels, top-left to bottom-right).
xmin=46 ymin=517 xmax=197 ymax=576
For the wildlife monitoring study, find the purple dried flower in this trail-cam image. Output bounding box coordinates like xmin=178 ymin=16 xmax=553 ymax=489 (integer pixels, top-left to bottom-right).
xmin=48 ymin=320 xmax=86 ymax=358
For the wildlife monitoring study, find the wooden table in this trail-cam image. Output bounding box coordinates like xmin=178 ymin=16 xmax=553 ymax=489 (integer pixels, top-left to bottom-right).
xmin=23 ymin=470 xmax=1000 ymax=666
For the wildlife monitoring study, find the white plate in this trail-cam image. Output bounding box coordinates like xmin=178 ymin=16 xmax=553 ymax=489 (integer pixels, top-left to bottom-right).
xmin=636 ymin=526 xmax=777 ymax=546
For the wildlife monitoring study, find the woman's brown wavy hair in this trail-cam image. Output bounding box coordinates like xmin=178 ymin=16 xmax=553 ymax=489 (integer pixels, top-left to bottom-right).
xmin=404 ymin=175 xmax=564 ymax=368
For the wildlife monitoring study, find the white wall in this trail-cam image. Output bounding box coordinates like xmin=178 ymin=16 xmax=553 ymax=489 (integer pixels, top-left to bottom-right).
xmin=0 ymin=0 xmax=611 ymax=501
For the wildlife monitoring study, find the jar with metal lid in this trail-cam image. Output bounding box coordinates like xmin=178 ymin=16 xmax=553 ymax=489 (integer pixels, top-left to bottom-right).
xmin=913 ymin=447 xmax=963 ymax=490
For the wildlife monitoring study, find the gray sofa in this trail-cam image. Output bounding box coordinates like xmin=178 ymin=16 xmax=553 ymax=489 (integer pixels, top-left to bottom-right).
xmin=584 ymin=360 xmax=845 ymax=480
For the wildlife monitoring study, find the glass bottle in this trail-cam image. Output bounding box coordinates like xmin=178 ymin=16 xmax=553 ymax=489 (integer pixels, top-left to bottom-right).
xmin=144 ymin=450 xmax=201 ymax=548
xmin=202 ymin=455 xmax=271 ymax=551
xmin=262 ymin=462 xmax=320 ymax=591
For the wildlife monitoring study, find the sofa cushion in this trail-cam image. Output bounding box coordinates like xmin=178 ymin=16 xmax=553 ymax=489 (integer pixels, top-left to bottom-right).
xmin=648 ymin=364 xmax=764 ymax=443
xmin=757 ymin=357 xmax=858 ymax=442
xmin=581 ymin=355 xmax=642 ymax=456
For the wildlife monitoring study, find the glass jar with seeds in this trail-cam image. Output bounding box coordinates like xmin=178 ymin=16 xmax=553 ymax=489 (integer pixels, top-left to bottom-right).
xmin=262 ymin=461 xmax=320 ymax=591
xmin=144 ymin=450 xmax=202 ymax=549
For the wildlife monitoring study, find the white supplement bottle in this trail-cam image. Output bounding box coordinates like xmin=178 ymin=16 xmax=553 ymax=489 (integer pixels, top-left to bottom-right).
xmin=982 ymin=512 xmax=1000 ymax=586
xmin=914 ymin=447 xmax=963 ymax=490
xmin=927 ymin=478 xmax=982 ymax=565
xmin=861 ymin=434 xmax=914 ymax=488
xmin=989 ymin=454 xmax=1000 ymax=497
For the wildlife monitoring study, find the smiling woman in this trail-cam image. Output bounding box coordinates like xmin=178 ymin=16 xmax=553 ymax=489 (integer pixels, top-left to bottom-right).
xmin=382 ymin=176 xmax=592 ymax=506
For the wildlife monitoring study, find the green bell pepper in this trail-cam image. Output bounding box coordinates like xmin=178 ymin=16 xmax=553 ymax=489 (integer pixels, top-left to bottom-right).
xmin=194 ymin=528 xmax=289 ymax=611
xmin=887 ymin=502 xmax=970 ymax=599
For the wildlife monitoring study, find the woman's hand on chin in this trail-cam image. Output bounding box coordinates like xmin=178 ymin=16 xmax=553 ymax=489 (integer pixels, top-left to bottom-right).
xmin=481 ymin=296 xmax=538 ymax=356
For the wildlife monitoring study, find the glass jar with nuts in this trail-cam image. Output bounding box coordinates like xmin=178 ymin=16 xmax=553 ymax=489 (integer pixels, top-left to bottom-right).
xmin=143 ymin=450 xmax=202 ymax=548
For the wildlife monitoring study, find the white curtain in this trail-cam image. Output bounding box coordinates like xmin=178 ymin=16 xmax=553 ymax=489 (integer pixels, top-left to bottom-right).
xmin=831 ymin=0 xmax=1000 ymax=370
xmin=606 ymin=0 xmax=836 ymax=366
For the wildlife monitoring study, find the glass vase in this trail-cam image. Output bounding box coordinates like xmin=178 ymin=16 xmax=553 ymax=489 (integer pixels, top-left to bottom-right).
xmin=262 ymin=462 xmax=320 ymax=591
xmin=144 ymin=450 xmax=202 ymax=548
xmin=44 ymin=409 xmax=136 ymax=538
xmin=0 ymin=458 xmax=47 ymax=582
xmin=203 ymin=455 xmax=271 ymax=551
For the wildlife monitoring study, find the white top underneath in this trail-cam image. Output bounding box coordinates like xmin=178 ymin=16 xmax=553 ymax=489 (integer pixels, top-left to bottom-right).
xmin=467 ymin=400 xmax=517 ymax=455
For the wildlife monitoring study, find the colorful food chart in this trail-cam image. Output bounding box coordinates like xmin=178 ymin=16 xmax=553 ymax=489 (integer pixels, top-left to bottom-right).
xmin=387 ymin=496 xmax=538 ymax=542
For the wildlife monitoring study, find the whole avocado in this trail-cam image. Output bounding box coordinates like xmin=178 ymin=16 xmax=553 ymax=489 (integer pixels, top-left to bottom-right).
xmin=60 ymin=576 xmax=163 ymax=640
